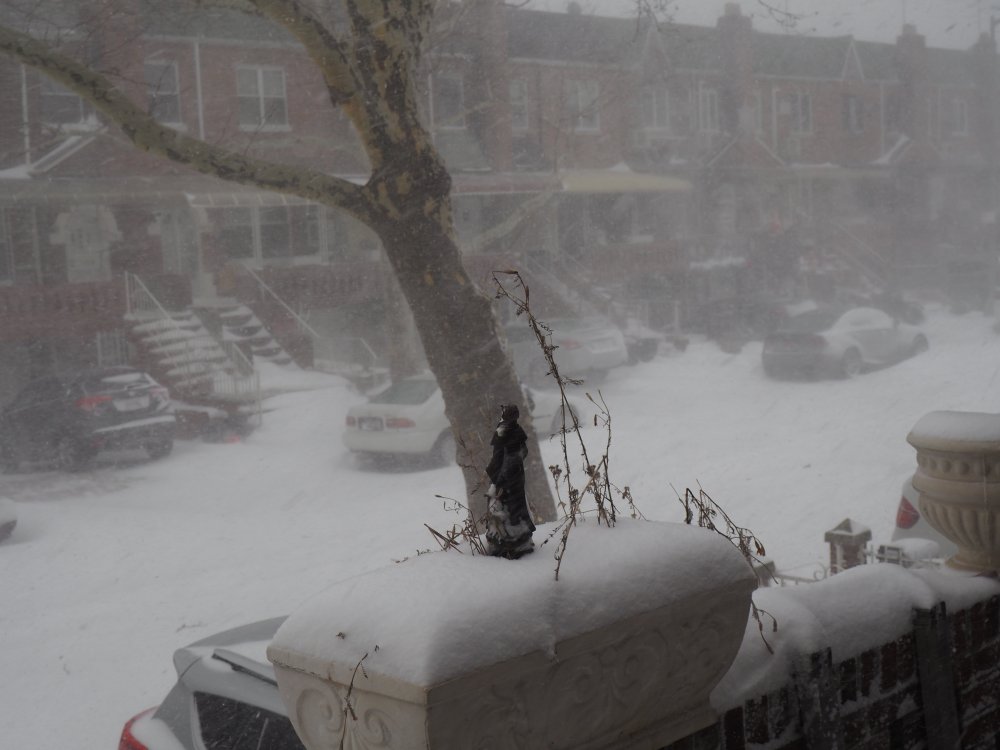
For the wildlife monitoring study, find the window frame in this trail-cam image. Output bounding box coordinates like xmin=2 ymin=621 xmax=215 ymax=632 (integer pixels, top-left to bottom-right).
xmin=144 ymin=59 xmax=182 ymax=125
xmin=698 ymin=86 xmax=719 ymax=134
xmin=509 ymin=78 xmax=529 ymax=131
xmin=567 ymin=79 xmax=600 ymax=133
xmin=780 ymin=91 xmax=812 ymax=135
xmin=430 ymin=72 xmax=467 ymax=130
xmin=640 ymin=86 xmax=670 ymax=132
xmin=236 ymin=65 xmax=289 ymax=131
xmin=842 ymin=94 xmax=864 ymax=134
xmin=38 ymin=75 xmax=94 ymax=129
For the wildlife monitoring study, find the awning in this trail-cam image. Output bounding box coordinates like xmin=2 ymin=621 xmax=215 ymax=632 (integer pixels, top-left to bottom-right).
xmin=560 ymin=169 xmax=692 ymax=193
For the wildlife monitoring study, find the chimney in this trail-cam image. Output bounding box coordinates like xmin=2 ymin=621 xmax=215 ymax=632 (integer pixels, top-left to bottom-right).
xmin=717 ymin=3 xmax=754 ymax=136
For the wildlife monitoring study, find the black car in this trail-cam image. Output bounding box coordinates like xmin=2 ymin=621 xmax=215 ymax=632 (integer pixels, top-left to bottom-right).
xmin=0 ymin=366 xmax=176 ymax=472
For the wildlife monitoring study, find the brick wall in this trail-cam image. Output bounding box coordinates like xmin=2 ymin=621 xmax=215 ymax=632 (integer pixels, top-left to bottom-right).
xmin=665 ymin=594 xmax=1000 ymax=750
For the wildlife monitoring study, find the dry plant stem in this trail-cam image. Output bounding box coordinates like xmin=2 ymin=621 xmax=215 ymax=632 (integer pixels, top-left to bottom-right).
xmin=677 ymin=486 xmax=778 ymax=653
xmin=340 ymin=650 xmax=374 ymax=749
xmin=493 ymin=270 xmax=638 ymax=579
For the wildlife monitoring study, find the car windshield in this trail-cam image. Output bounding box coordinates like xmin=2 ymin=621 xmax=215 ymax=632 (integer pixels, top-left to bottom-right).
xmin=783 ymin=309 xmax=844 ymax=333
xmin=77 ymin=370 xmax=149 ymax=394
xmin=368 ymin=379 xmax=438 ymax=405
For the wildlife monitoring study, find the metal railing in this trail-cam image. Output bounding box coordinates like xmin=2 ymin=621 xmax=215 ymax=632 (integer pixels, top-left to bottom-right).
xmin=124 ymin=272 xmax=260 ymax=413
xmin=240 ymin=265 xmax=380 ymax=373
xmin=795 ymin=208 xmax=888 ymax=287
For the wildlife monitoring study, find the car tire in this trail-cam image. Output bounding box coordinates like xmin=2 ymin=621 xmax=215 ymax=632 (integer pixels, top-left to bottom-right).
xmin=840 ymin=349 xmax=863 ymax=379
xmin=57 ymin=437 xmax=93 ymax=472
xmin=145 ymin=439 xmax=174 ymax=460
xmin=910 ymin=335 xmax=929 ymax=357
xmin=432 ymin=431 xmax=456 ymax=467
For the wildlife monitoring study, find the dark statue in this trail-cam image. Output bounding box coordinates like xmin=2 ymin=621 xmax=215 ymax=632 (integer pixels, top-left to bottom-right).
xmin=485 ymin=403 xmax=536 ymax=559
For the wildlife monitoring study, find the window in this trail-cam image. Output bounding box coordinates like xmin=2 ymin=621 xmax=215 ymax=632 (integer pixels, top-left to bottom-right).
xmin=431 ymin=73 xmax=466 ymax=129
xmin=948 ymin=97 xmax=968 ymax=136
xmin=779 ymin=91 xmax=811 ymax=134
xmin=303 ymin=205 xmax=322 ymax=256
xmin=145 ymin=60 xmax=181 ymax=124
xmin=218 ymin=208 xmax=254 ymax=259
xmin=640 ymin=87 xmax=670 ymax=131
xmin=567 ymin=80 xmax=600 ymax=132
xmin=509 ymin=79 xmax=528 ymax=131
xmin=699 ymin=87 xmax=719 ymax=133
xmin=843 ymin=94 xmax=864 ymax=134
xmin=215 ymin=206 xmax=323 ymax=261
xmin=39 ymin=76 xmax=91 ymax=126
xmin=237 ymin=67 xmax=288 ymax=129
xmin=259 ymin=207 xmax=291 ymax=258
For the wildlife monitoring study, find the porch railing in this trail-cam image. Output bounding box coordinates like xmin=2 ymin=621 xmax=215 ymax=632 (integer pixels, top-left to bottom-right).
xmin=125 ymin=272 xmax=260 ymax=416
xmin=239 ymin=265 xmax=380 ymax=375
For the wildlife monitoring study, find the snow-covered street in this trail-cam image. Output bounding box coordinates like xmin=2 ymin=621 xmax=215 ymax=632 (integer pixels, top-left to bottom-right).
xmin=1 ymin=305 xmax=998 ymax=749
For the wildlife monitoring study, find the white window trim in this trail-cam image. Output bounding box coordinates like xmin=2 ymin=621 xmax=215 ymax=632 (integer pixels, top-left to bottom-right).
xmin=509 ymin=79 xmax=529 ymax=132
xmin=640 ymin=87 xmax=671 ymax=133
xmin=698 ymin=85 xmax=719 ymax=134
xmin=236 ymin=65 xmax=290 ymax=132
xmin=569 ymin=80 xmax=600 ymax=133
xmin=145 ymin=59 xmax=183 ymax=126
xmin=430 ymin=72 xmax=467 ymax=130
xmin=38 ymin=77 xmax=98 ymax=131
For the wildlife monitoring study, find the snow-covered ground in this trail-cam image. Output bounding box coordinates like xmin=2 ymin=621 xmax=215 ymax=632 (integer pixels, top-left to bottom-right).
xmin=1 ymin=305 xmax=998 ymax=749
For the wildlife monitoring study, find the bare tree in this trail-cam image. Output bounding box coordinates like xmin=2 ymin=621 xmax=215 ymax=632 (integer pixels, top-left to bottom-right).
xmin=0 ymin=0 xmax=557 ymax=522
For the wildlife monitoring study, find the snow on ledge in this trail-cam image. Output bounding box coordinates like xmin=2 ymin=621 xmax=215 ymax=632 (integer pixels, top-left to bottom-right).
xmin=908 ymin=410 xmax=1000 ymax=446
xmin=711 ymin=563 xmax=1000 ymax=710
xmin=270 ymin=520 xmax=751 ymax=688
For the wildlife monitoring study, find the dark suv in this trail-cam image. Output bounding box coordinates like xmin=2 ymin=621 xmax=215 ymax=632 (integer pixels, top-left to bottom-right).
xmin=0 ymin=366 xmax=176 ymax=472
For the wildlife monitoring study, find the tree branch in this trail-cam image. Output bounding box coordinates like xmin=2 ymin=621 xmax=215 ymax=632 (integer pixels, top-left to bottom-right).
xmin=0 ymin=20 xmax=374 ymax=221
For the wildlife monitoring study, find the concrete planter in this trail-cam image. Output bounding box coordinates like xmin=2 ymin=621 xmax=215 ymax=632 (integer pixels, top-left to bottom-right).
xmin=907 ymin=411 xmax=1000 ymax=573
xmin=266 ymin=522 xmax=755 ymax=750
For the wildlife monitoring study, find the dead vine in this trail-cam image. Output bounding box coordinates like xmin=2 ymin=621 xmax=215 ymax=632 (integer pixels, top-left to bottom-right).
xmin=677 ymin=486 xmax=778 ymax=653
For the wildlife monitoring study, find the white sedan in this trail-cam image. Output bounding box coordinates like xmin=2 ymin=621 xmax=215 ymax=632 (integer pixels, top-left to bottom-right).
xmin=762 ymin=306 xmax=928 ymax=379
xmin=343 ymin=374 xmax=580 ymax=464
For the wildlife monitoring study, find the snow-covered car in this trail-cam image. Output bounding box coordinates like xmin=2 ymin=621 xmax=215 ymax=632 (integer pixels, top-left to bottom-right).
xmin=889 ymin=475 xmax=956 ymax=560
xmin=0 ymin=366 xmax=176 ymax=472
xmin=343 ymin=374 xmax=580 ymax=464
xmin=504 ymin=316 xmax=629 ymax=385
xmin=762 ymin=306 xmax=928 ymax=379
xmin=118 ymin=617 xmax=300 ymax=750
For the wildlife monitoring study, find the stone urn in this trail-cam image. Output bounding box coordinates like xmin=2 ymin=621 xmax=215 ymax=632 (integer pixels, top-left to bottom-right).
xmin=907 ymin=411 xmax=1000 ymax=573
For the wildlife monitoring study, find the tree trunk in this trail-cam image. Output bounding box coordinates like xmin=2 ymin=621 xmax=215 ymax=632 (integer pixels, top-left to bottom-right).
xmin=373 ymin=211 xmax=557 ymax=523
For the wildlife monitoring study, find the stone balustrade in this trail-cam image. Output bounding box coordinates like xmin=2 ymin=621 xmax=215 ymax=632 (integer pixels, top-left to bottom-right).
xmin=267 ymin=521 xmax=756 ymax=750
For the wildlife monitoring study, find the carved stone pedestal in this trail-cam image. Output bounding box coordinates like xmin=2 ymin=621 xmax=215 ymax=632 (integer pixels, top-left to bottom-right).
xmin=908 ymin=411 xmax=1000 ymax=573
xmin=267 ymin=522 xmax=755 ymax=750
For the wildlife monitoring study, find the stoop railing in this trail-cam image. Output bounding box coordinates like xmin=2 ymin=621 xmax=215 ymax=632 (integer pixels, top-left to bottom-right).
xmin=240 ymin=265 xmax=380 ymax=377
xmin=124 ymin=272 xmax=260 ymax=419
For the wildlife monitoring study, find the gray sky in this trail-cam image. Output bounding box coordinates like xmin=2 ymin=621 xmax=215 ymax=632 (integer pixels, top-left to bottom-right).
xmin=526 ymin=0 xmax=997 ymax=50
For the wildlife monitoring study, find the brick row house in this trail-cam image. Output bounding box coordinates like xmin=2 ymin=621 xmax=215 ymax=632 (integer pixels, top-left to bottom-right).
xmin=0 ymin=1 xmax=996 ymax=401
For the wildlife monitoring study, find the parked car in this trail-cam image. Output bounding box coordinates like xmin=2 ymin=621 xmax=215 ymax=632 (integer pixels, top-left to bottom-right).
xmin=0 ymin=366 xmax=176 ymax=472
xmin=504 ymin=316 xmax=628 ymax=385
xmin=343 ymin=373 xmax=580 ymax=465
xmin=118 ymin=617 xmax=300 ymax=750
xmin=761 ymin=306 xmax=928 ymax=379
xmin=0 ymin=498 xmax=16 ymax=542
xmin=889 ymin=475 xmax=956 ymax=560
